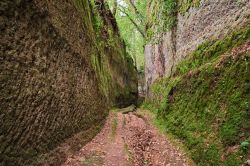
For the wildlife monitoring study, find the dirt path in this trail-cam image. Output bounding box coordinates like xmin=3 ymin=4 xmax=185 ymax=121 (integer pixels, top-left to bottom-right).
xmin=62 ymin=109 xmax=190 ymax=166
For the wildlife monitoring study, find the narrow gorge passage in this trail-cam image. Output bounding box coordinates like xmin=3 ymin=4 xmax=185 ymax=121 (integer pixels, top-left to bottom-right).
xmin=1 ymin=0 xmax=249 ymax=165
xmin=62 ymin=109 xmax=190 ymax=166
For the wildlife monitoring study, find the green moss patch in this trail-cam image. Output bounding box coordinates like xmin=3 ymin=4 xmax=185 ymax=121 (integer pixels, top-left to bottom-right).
xmin=178 ymin=0 xmax=201 ymax=14
xmin=175 ymin=26 xmax=250 ymax=76
xmin=143 ymin=27 xmax=250 ymax=165
xmin=146 ymin=0 xmax=177 ymax=42
xmin=146 ymin=0 xmax=201 ymax=43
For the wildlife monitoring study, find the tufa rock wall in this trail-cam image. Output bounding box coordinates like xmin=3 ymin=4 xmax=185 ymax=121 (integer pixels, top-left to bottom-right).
xmin=0 ymin=0 xmax=137 ymax=165
xmin=145 ymin=0 xmax=249 ymax=95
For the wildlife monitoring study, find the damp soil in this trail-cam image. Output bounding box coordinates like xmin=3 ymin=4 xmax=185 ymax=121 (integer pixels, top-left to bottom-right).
xmin=62 ymin=109 xmax=190 ymax=166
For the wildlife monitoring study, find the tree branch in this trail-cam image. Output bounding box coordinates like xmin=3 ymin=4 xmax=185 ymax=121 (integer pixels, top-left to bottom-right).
xmin=127 ymin=0 xmax=144 ymax=21
xmin=118 ymin=7 xmax=145 ymax=38
xmin=122 ymin=0 xmax=145 ymax=25
xmin=112 ymin=0 xmax=118 ymax=16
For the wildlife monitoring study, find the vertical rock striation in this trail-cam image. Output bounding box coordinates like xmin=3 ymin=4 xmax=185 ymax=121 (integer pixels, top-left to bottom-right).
xmin=0 ymin=0 xmax=137 ymax=165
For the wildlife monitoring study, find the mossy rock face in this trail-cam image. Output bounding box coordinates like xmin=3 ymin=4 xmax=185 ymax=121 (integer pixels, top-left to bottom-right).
xmin=178 ymin=0 xmax=201 ymax=14
xmin=74 ymin=0 xmax=138 ymax=107
xmin=146 ymin=0 xmax=177 ymax=42
xmin=145 ymin=0 xmax=249 ymax=93
xmin=0 ymin=0 xmax=137 ymax=165
xmin=175 ymin=26 xmax=250 ymax=76
xmin=146 ymin=0 xmax=201 ymax=42
xmin=144 ymin=27 xmax=250 ymax=165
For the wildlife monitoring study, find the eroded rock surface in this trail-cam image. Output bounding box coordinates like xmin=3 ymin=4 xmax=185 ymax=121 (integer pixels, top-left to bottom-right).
xmin=145 ymin=0 xmax=249 ymax=95
xmin=0 ymin=0 xmax=137 ymax=165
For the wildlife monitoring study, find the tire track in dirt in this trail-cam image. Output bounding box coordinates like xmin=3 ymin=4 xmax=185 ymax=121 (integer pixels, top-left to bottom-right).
xmin=62 ymin=109 xmax=190 ymax=166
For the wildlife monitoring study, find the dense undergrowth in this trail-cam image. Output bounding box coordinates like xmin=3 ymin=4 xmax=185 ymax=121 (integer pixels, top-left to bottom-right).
xmin=143 ymin=26 xmax=250 ymax=165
